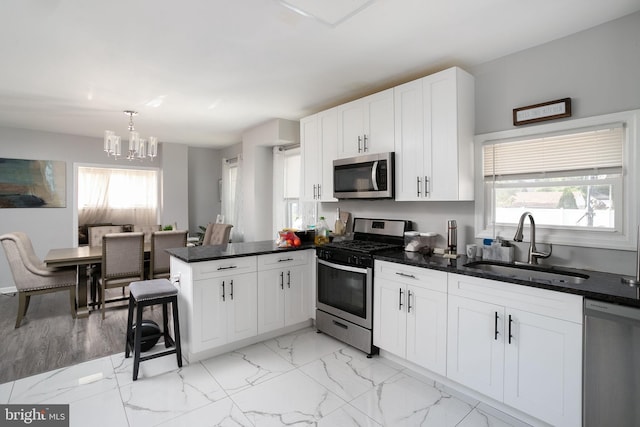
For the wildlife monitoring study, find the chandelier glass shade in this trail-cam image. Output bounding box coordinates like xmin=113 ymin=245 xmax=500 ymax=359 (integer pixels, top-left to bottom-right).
xmin=104 ymin=111 xmax=157 ymax=160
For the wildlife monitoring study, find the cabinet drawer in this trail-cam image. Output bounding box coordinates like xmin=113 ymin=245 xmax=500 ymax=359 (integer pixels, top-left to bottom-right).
xmin=375 ymin=260 xmax=447 ymax=293
xmin=448 ymin=273 xmax=582 ymax=324
xmin=258 ymin=250 xmax=309 ymax=270
xmin=192 ymin=256 xmax=257 ymax=280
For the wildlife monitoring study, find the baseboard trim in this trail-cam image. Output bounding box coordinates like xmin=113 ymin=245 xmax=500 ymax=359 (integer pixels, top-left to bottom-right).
xmin=0 ymin=286 xmax=17 ymax=295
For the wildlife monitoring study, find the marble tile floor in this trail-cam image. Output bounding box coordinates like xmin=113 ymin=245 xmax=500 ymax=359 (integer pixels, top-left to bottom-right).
xmin=0 ymin=327 xmax=533 ymax=427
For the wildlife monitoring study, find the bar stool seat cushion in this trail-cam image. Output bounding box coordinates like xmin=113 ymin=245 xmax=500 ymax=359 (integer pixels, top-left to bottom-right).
xmin=130 ymin=279 xmax=177 ymax=301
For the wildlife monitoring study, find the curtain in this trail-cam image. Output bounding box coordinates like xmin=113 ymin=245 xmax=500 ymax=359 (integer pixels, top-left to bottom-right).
xmin=77 ymin=166 xmax=158 ymax=226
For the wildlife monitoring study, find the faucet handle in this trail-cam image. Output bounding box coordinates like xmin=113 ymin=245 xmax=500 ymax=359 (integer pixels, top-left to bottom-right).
xmin=532 ymin=243 xmax=552 ymax=260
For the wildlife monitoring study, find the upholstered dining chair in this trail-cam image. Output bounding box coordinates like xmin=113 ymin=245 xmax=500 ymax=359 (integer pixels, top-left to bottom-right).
xmin=98 ymin=232 xmax=144 ymax=319
xmin=133 ymin=224 xmax=161 ymax=244
xmin=88 ymin=225 xmax=124 ymax=247
xmin=87 ymin=224 xmax=124 ymax=305
xmin=150 ymin=230 xmax=188 ymax=279
xmin=0 ymin=232 xmax=77 ymax=328
xmin=202 ymin=223 xmax=233 ymax=246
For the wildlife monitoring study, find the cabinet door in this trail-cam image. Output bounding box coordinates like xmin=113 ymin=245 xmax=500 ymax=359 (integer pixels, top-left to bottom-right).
xmin=300 ymin=114 xmax=320 ymax=201
xmin=424 ymin=67 xmax=474 ymax=201
xmin=318 ymin=108 xmax=338 ymax=202
xmin=424 ymin=70 xmax=458 ymax=200
xmin=373 ymin=277 xmax=406 ymax=357
xmin=227 ymin=272 xmax=258 ymax=342
xmin=363 ymin=88 xmax=395 ymax=154
xmin=284 ymin=265 xmax=310 ymax=326
xmin=406 ymin=285 xmax=447 ymax=375
xmin=337 ymin=99 xmax=365 ymax=158
xmin=394 ymin=79 xmax=425 ymax=201
xmin=447 ymin=294 xmax=505 ymax=401
xmin=193 ymin=278 xmax=228 ymax=352
xmin=257 ymin=269 xmax=286 ymax=334
xmin=504 ymin=308 xmax=582 ymax=427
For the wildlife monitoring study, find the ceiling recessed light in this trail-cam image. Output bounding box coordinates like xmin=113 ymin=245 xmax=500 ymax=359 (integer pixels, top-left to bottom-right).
xmin=277 ymin=0 xmax=376 ymax=27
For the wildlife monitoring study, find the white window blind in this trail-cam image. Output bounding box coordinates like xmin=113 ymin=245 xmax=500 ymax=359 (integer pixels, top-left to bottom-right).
xmin=483 ymin=124 xmax=624 ymax=178
xmin=283 ymin=147 xmax=301 ymax=198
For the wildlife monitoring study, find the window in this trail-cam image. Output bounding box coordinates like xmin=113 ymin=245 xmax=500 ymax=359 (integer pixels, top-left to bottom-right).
xmin=77 ymin=166 xmax=159 ymax=226
xmin=221 ymin=156 xmax=242 ymax=241
xmin=283 ymin=147 xmax=301 ymax=228
xmin=475 ymin=110 xmax=639 ymax=250
xmin=273 ymin=146 xmax=302 ymax=233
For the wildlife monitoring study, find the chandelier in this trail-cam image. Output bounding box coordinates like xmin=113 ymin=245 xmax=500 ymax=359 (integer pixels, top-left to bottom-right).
xmin=104 ymin=111 xmax=158 ymax=160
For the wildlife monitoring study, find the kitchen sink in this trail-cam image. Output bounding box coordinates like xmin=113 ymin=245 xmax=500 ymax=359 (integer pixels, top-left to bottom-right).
xmin=463 ymin=260 xmax=590 ymax=285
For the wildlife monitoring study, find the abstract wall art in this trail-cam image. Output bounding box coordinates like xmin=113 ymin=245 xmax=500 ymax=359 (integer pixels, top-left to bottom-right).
xmin=0 ymin=158 xmax=66 ymax=208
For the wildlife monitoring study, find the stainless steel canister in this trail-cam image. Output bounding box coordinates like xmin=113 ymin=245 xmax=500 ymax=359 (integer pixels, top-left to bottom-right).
xmin=447 ymin=220 xmax=457 ymax=254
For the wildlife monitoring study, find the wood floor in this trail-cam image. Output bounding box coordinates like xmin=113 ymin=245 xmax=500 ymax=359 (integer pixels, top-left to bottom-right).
xmin=0 ymin=287 xmax=165 ymax=384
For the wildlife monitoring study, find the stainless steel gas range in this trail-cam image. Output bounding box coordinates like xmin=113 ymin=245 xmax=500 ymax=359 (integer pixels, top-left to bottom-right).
xmin=315 ymin=218 xmax=411 ymax=356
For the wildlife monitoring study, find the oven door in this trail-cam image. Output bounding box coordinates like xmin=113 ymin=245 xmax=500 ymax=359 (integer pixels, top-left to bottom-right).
xmin=316 ymin=259 xmax=372 ymax=329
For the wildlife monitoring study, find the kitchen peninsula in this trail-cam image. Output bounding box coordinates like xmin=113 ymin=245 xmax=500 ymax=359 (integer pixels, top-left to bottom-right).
xmin=167 ymin=242 xmax=315 ymax=362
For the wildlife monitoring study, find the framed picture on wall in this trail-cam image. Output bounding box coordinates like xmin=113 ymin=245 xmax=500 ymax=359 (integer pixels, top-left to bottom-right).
xmin=513 ymin=98 xmax=572 ymax=126
xmin=0 ymin=158 xmax=66 ymax=208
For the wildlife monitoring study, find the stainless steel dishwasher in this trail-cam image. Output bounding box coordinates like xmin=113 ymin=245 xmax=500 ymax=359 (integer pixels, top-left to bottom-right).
xmin=584 ymin=299 xmax=640 ymax=427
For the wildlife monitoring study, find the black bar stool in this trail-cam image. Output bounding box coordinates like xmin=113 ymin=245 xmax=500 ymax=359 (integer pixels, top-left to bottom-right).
xmin=125 ymin=278 xmax=182 ymax=380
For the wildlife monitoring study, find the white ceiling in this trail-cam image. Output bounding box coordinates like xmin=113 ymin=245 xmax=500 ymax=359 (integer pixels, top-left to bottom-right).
xmin=1 ymin=0 xmax=639 ymax=148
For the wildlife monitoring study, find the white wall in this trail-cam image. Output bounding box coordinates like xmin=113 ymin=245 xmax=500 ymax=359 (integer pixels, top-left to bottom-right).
xmin=472 ymin=11 xmax=640 ymax=135
xmin=241 ymin=119 xmax=299 ymax=242
xmin=188 ymin=146 xmax=223 ymax=234
xmin=161 ymin=143 xmax=189 ymax=230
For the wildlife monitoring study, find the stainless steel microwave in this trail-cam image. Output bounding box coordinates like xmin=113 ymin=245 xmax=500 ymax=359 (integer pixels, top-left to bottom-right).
xmin=333 ymin=152 xmax=394 ymax=199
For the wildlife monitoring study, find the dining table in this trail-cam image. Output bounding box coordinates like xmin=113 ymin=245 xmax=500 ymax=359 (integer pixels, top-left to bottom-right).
xmin=44 ymin=244 xmax=150 ymax=317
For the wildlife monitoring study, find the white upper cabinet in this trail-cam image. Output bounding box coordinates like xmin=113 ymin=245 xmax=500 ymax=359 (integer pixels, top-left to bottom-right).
xmin=394 ymin=67 xmax=475 ymax=201
xmin=337 ymin=88 xmax=395 ymax=158
xmin=300 ymin=108 xmax=338 ymax=202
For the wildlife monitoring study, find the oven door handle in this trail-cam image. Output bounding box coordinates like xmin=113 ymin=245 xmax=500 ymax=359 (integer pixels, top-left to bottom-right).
xmin=318 ymin=259 xmax=369 ymax=275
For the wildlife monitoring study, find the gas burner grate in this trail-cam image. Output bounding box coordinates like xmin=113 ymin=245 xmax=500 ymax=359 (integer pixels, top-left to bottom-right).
xmin=323 ymin=240 xmax=402 ymax=254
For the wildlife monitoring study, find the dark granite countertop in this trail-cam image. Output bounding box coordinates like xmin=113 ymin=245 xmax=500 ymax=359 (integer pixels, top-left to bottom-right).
xmin=374 ymin=250 xmax=640 ymax=308
xmin=169 ymin=241 xmax=640 ymax=308
xmin=166 ymin=240 xmax=315 ymax=263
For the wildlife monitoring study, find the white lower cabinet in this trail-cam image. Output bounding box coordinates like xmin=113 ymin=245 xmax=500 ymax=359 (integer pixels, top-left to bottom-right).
xmin=188 ymin=256 xmax=258 ymax=354
xmin=447 ymin=273 xmax=583 ymax=427
xmin=258 ymin=251 xmax=311 ymax=334
xmin=373 ymin=261 xmax=447 ymax=375
xmin=193 ymin=271 xmax=257 ymax=351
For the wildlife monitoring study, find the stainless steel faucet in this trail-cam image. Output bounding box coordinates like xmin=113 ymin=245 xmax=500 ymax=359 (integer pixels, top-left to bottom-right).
xmin=513 ymin=212 xmax=552 ymax=265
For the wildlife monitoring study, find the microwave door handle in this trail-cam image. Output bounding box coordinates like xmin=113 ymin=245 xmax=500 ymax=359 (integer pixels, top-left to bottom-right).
xmin=371 ymin=161 xmax=379 ymax=191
